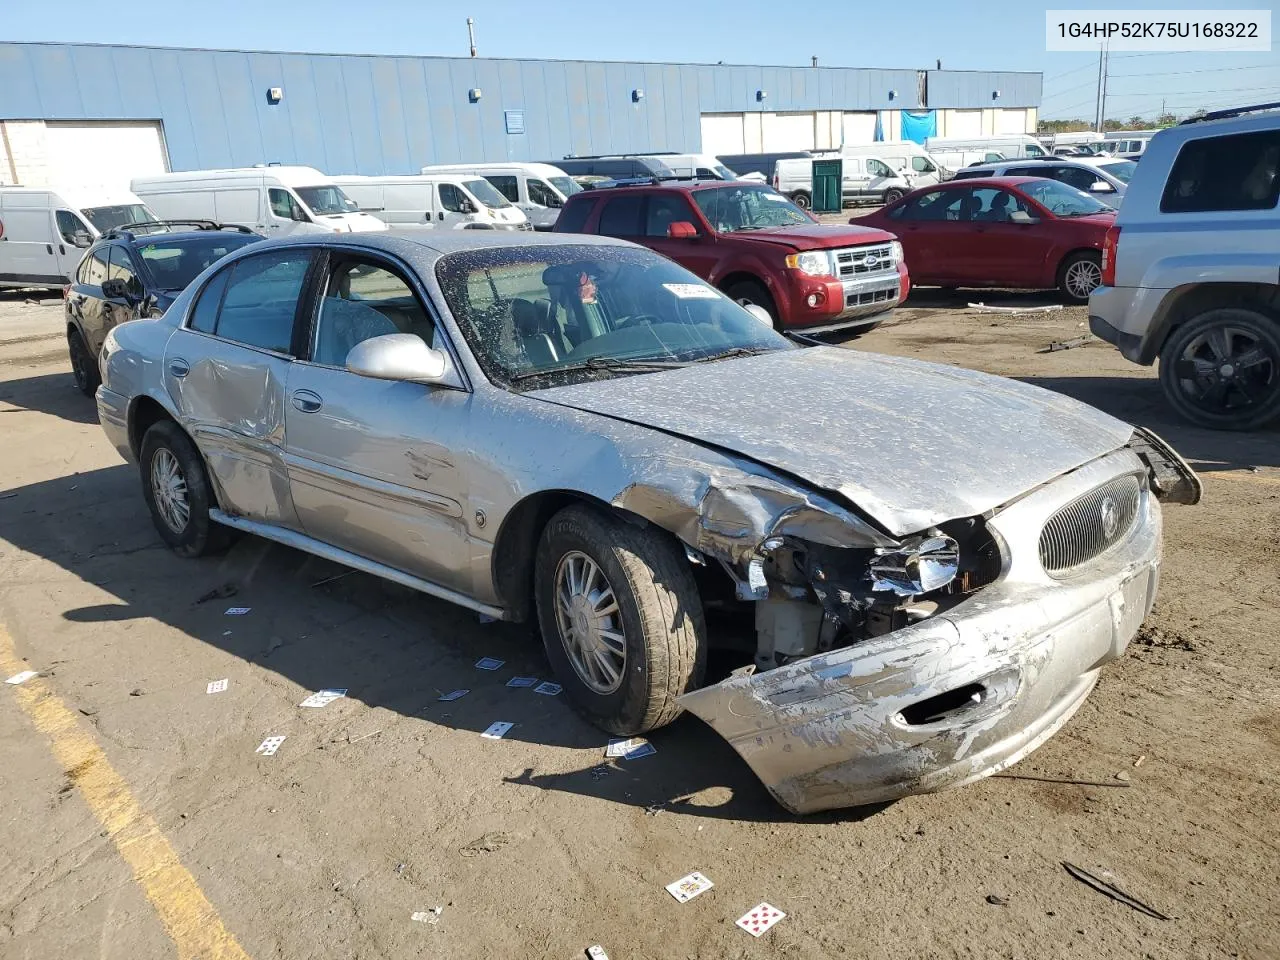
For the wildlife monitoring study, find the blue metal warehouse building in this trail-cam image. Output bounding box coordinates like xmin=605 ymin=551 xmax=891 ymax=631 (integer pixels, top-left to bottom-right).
xmin=0 ymin=41 xmax=1041 ymax=188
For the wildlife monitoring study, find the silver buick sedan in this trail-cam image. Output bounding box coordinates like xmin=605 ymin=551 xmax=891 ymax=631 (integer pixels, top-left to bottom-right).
xmin=95 ymin=232 xmax=1199 ymax=814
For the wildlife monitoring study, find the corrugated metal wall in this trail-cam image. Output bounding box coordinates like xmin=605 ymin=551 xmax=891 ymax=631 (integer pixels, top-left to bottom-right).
xmin=0 ymin=42 xmax=1040 ymax=174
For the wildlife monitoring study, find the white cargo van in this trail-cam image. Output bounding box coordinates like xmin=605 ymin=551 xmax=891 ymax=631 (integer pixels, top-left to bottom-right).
xmin=839 ymin=141 xmax=951 ymax=185
xmin=773 ymin=152 xmax=913 ymax=208
xmin=0 ymin=186 xmax=161 ymax=289
xmin=925 ymin=135 xmax=1048 ymax=164
xmin=131 ymin=167 xmax=387 ymax=236
xmin=638 ymin=154 xmax=740 ymax=180
xmin=418 ymin=163 xmax=575 ymax=230
xmin=332 ymin=174 xmax=530 ymax=231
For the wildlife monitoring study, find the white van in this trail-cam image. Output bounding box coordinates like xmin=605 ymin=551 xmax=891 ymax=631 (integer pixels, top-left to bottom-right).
xmin=418 ymin=163 xmax=574 ymax=230
xmin=839 ymin=141 xmax=951 ymax=185
xmin=0 ymin=185 xmax=161 ymax=289
xmin=131 ymin=166 xmax=387 ymax=237
xmin=773 ymin=152 xmax=913 ymax=208
xmin=637 ymin=154 xmax=740 ymax=180
xmin=332 ymin=174 xmax=530 ymax=231
xmin=926 ymin=135 xmax=1048 ymax=164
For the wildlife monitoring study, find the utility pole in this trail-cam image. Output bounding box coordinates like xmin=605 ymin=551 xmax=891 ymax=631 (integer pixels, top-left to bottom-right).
xmin=1099 ymin=40 xmax=1110 ymax=131
xmin=1094 ymin=42 xmax=1105 ymax=131
xmin=467 ymin=17 xmax=477 ymax=58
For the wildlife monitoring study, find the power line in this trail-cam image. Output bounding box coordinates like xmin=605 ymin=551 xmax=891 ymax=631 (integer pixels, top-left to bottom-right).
xmin=1042 ymin=78 xmax=1101 ymax=99
xmin=1045 ymin=60 xmax=1104 ymax=83
xmin=1106 ymin=83 xmax=1280 ymax=97
xmin=1109 ymin=61 xmax=1280 ymax=79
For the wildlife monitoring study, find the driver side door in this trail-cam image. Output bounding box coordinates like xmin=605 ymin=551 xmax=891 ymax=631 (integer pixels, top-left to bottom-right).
xmin=53 ymin=209 xmax=92 ymax=282
xmin=437 ymin=183 xmax=472 ymax=229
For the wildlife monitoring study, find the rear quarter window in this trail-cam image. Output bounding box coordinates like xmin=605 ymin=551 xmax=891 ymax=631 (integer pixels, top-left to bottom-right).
xmin=556 ymin=197 xmax=596 ymax=233
xmin=1161 ymin=130 xmax=1280 ymax=213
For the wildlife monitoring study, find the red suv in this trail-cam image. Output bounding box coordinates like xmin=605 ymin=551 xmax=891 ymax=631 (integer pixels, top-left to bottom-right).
xmin=554 ymin=179 xmax=908 ymax=334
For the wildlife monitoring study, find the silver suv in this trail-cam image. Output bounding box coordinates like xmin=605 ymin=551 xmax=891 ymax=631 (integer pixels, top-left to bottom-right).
xmin=953 ymin=156 xmax=1134 ymax=202
xmin=1089 ymin=104 xmax=1280 ymax=430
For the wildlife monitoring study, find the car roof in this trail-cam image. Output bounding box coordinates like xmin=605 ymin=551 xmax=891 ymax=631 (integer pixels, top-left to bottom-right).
xmin=921 ymin=176 xmax=1049 ymax=188
xmin=569 ymin=179 xmax=771 ymax=197
xmin=258 ymin=229 xmax=638 ymax=259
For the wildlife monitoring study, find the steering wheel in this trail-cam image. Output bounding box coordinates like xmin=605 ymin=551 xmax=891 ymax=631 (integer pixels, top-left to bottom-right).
xmin=1049 ymin=201 xmax=1071 ymax=215
xmin=614 ymin=314 xmax=663 ymax=330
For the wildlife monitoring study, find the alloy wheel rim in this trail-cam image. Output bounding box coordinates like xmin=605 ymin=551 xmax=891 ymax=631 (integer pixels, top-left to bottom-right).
xmin=553 ymin=550 xmax=626 ymax=695
xmin=1065 ymin=260 xmax=1101 ymax=298
xmin=1174 ymin=324 xmax=1278 ymax=415
xmin=150 ymin=448 xmax=190 ymax=533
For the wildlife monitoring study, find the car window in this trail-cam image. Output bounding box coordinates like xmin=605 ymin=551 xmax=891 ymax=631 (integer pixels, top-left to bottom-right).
xmin=55 ymin=210 xmax=90 ymax=245
xmin=83 ymin=248 xmax=109 ymax=287
xmin=1025 ymin=143 xmax=1046 ymax=157
xmin=866 ymin=159 xmax=893 ymax=178
xmin=556 ymin=198 xmax=595 ymax=233
xmin=598 ymin=195 xmax=645 ymax=236
xmin=438 ymin=183 xmax=469 ymax=213
xmin=268 ymin=188 xmax=306 ymax=222
xmin=898 ymin=189 xmax=963 ymax=221
xmin=1007 ymin=166 xmax=1040 ymax=178
xmin=1096 ymin=159 xmax=1136 ymax=184
xmin=645 ymin=194 xmax=697 ymax=237
xmin=486 ymin=175 xmax=520 ymax=203
xmin=189 ymin=269 xmax=231 ymax=334
xmin=1019 ymin=179 xmax=1113 ymax=216
xmin=1052 ymin=166 xmax=1098 ymax=191
xmin=692 ymin=184 xmax=811 ymax=232
xmin=527 ymin=179 xmax=558 ymax=206
xmin=107 ymin=245 xmax=143 ymax=296
xmin=911 ymin=157 xmax=936 ymax=174
xmin=435 ymin=244 xmax=789 ymax=386
xmin=970 ymin=187 xmax=1031 ymax=222
xmin=212 ymin=249 xmax=312 ymax=353
xmin=1161 ymin=131 xmax=1280 ymax=213
xmin=312 ymin=259 xmax=437 ymax=367
xmin=137 ymin=233 xmax=262 ymax=292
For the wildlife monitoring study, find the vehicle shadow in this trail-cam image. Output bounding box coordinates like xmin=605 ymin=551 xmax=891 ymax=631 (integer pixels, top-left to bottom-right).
xmin=0 ymin=371 xmax=99 ymax=425
xmin=1021 ymin=375 xmax=1280 ymax=471
xmin=1 ymin=456 xmax=886 ymax=825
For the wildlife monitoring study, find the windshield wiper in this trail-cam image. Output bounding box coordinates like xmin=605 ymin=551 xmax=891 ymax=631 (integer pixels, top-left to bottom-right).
xmin=509 ymin=356 xmax=688 ymax=383
xmin=690 ymin=346 xmax=774 ymax=363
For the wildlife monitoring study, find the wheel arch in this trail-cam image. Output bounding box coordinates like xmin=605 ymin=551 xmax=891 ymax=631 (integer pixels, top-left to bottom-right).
xmin=1139 ymin=282 xmax=1280 ymax=364
xmin=128 ymin=394 xmax=181 ymax=461
xmin=716 ymin=270 xmax=786 ymax=319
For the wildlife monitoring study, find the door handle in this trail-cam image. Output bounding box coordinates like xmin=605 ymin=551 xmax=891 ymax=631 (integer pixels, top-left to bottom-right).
xmin=438 ymin=212 xmax=445 ymax=220
xmin=168 ymin=358 xmax=190 ymax=378
xmin=46 ymin=244 xmax=53 ymax=255
xmin=59 ymin=244 xmax=66 ymax=255
xmin=291 ymin=389 xmax=323 ymax=413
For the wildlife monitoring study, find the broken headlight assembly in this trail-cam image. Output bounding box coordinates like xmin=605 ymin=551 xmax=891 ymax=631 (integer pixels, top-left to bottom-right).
xmin=868 ymin=535 xmax=960 ymax=596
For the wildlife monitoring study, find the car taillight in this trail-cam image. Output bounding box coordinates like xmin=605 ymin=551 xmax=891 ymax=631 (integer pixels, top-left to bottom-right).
xmin=1101 ymin=224 xmax=1121 ymax=286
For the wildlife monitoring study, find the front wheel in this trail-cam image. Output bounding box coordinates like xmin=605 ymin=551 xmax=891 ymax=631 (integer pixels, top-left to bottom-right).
xmin=139 ymin=420 xmax=228 ymax=557
xmin=1057 ymin=251 xmax=1102 ymax=303
xmin=1157 ymin=307 xmax=1280 ymax=430
xmin=724 ymin=279 xmax=779 ymax=328
xmin=534 ymin=505 xmax=706 ymax=735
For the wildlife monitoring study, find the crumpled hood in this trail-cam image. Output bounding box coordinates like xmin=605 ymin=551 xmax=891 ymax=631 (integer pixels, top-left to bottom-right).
xmin=532 ymin=347 xmax=1133 ymax=537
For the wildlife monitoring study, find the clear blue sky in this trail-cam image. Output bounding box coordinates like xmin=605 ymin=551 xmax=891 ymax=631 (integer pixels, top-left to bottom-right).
xmin=5 ymin=0 xmax=1278 ymax=121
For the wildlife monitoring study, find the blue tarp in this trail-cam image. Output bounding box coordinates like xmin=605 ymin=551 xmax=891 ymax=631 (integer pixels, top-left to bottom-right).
xmin=901 ymin=111 xmax=937 ymax=145
xmin=874 ymin=113 xmax=884 ymax=141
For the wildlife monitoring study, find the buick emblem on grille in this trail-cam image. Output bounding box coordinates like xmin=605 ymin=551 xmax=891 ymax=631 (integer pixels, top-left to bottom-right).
xmin=1099 ymin=496 xmax=1120 ymax=539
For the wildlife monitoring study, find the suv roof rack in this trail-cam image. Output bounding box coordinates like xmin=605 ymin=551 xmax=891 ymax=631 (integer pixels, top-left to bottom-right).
xmin=103 ymin=220 xmax=256 ymax=242
xmin=580 ymin=174 xmax=725 ymax=190
xmin=1179 ymin=101 xmax=1280 ymax=125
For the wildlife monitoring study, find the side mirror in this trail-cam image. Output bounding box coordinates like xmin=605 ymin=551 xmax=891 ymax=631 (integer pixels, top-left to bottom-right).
xmin=743 ymin=304 xmax=773 ymax=326
xmin=73 ymin=231 xmax=93 ymax=248
xmin=667 ymin=221 xmax=698 ymax=239
xmin=100 ymin=277 xmax=129 ymax=300
xmin=346 ymin=333 xmax=449 ymax=383
xmin=1009 ymin=210 xmax=1037 ymax=225
xmin=547 ymin=195 xmax=562 ymax=209
xmin=1089 ymin=180 xmax=1113 ymax=192
xmin=461 ymin=200 xmax=477 ymax=214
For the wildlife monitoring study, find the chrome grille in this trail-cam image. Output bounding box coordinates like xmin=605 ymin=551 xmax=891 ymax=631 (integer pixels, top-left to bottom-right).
xmin=834 ymin=244 xmax=895 ymax=279
xmin=1039 ymin=474 xmax=1142 ymax=575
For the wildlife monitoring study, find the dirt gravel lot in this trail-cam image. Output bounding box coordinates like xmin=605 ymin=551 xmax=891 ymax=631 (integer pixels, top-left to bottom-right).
xmin=0 ymin=288 xmax=1277 ymax=960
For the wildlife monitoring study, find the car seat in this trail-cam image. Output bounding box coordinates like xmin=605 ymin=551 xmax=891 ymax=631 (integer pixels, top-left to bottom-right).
xmin=511 ymin=297 xmax=563 ymax=366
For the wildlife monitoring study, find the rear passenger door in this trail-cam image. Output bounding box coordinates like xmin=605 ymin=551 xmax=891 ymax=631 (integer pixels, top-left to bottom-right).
xmin=165 ymin=246 xmax=316 ymax=527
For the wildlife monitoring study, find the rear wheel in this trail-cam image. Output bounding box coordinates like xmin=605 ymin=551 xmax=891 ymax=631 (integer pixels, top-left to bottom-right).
xmin=139 ymin=420 xmax=228 ymax=557
xmin=534 ymin=504 xmax=706 ymax=735
xmin=1157 ymin=307 xmax=1280 ymax=430
xmin=1057 ymin=251 xmax=1102 ymax=303
xmin=724 ymin=279 xmax=779 ymax=328
xmin=68 ymin=329 xmax=99 ymax=396
xmin=882 ymin=188 xmax=905 ymax=205
xmin=791 ymin=191 xmax=812 ymax=210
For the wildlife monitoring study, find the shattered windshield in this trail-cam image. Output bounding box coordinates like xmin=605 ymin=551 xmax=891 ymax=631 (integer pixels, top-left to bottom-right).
xmin=692 ymin=184 xmax=814 ymax=232
xmin=435 ymin=244 xmax=790 ymax=388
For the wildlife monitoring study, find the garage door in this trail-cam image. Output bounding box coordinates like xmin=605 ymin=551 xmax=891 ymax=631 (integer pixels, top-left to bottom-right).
xmin=996 ymin=109 xmax=1028 ymax=134
xmin=841 ymin=112 xmax=878 ymax=146
xmin=42 ymin=121 xmax=169 ymax=195
xmin=700 ymin=114 xmax=746 ymax=155
xmin=762 ymin=113 xmax=816 ymax=151
xmin=947 ymin=110 xmax=983 ymax=138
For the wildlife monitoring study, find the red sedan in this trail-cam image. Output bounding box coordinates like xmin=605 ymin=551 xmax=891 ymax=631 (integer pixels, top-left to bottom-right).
xmin=850 ymin=177 xmax=1116 ymax=303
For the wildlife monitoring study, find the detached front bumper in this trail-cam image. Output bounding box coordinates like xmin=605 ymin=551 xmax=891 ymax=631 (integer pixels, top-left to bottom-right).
xmin=679 ymin=449 xmax=1162 ymax=814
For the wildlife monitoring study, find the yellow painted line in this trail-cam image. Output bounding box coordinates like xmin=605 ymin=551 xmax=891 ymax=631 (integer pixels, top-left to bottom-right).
xmin=1 ymin=625 xmax=252 ymax=960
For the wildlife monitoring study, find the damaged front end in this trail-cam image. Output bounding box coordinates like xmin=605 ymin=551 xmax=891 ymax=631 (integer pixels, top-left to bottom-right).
xmin=662 ymin=434 xmax=1197 ymax=815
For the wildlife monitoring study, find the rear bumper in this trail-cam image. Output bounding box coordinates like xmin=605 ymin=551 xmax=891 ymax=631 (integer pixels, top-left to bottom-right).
xmin=96 ymin=386 xmax=134 ymax=463
xmin=680 ymin=449 xmax=1161 ymax=814
xmin=1088 ymin=284 xmax=1156 ymax=364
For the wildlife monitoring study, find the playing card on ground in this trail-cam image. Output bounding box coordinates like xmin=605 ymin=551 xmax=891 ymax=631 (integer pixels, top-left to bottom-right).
xmin=474 ymin=657 xmax=505 ymax=670
xmin=735 ymin=903 xmax=785 ymax=937
xmin=299 ymin=688 xmax=347 ymax=708
xmin=506 ymin=676 xmax=537 ymax=687
xmin=438 ymin=688 xmax=469 ymax=701
xmin=5 ymin=670 xmax=38 ymax=685
xmin=533 ymin=681 xmax=562 ymax=696
xmin=606 ymin=737 xmax=656 ymax=759
xmin=480 ymin=721 xmax=513 ymax=739
xmin=255 ymin=736 xmax=286 ymax=756
xmin=206 ymin=679 xmax=228 ymax=694
xmin=665 ymin=871 xmax=714 ymax=903
xmin=224 ymin=607 xmax=251 ymax=616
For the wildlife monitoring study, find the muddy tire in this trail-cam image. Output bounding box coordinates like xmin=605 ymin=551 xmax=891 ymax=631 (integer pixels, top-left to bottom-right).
xmin=1057 ymin=251 xmax=1102 ymax=303
xmin=139 ymin=420 xmax=228 ymax=558
xmin=725 ymin=279 xmax=779 ymax=328
xmin=68 ymin=328 xmax=99 ymax=396
xmin=1157 ymin=307 xmax=1280 ymax=431
xmin=534 ymin=504 xmax=706 ymax=735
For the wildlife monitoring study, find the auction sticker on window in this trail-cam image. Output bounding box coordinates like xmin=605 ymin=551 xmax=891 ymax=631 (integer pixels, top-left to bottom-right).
xmin=663 ymin=283 xmax=719 ymax=300
xmin=1046 ymin=10 xmax=1270 ymax=50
